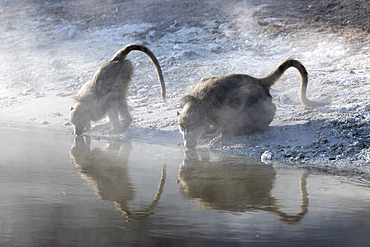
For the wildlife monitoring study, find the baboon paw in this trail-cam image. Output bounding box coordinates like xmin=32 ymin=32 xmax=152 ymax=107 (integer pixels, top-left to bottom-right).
xmin=207 ymin=138 xmax=222 ymax=148
xmin=207 ymin=133 xmax=231 ymax=148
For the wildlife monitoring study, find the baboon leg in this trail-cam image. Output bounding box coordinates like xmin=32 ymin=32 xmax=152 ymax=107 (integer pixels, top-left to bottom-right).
xmin=85 ymin=122 xmax=92 ymax=132
xmin=107 ymin=108 xmax=123 ymax=133
xmin=101 ymin=92 xmax=119 ymax=108
xmin=118 ymin=101 xmax=132 ymax=132
xmin=240 ymin=101 xmax=276 ymax=133
xmin=207 ymin=133 xmax=223 ymax=148
xmin=99 ymin=92 xmax=124 ymax=133
xmin=207 ymin=128 xmax=233 ymax=148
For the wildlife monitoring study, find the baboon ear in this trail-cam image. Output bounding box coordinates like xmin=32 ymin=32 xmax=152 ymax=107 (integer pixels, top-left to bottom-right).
xmin=180 ymin=95 xmax=199 ymax=106
xmin=177 ymin=111 xmax=181 ymax=116
xmin=70 ymin=106 xmax=74 ymax=111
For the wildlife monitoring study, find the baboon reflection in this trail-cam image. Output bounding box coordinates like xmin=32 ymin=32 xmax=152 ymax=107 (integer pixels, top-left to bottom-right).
xmin=178 ymin=150 xmax=309 ymax=224
xmin=70 ymin=136 xmax=166 ymax=222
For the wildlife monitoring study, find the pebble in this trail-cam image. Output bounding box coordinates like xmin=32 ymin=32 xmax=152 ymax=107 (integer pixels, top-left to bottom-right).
xmin=55 ymin=25 xmax=77 ymax=40
xmin=50 ymin=59 xmax=62 ymax=69
xmin=173 ymin=44 xmax=182 ymax=50
xmin=148 ymin=30 xmax=157 ymax=37
xmin=261 ymin=151 xmax=273 ymax=164
xmin=218 ymin=23 xmax=228 ymax=32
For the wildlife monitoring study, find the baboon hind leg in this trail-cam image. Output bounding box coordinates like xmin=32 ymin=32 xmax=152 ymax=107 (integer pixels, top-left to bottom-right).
xmin=100 ymin=92 xmax=130 ymax=133
xmin=238 ymin=101 xmax=276 ymax=134
xmin=118 ymin=101 xmax=132 ymax=132
xmin=107 ymin=107 xmax=124 ymax=133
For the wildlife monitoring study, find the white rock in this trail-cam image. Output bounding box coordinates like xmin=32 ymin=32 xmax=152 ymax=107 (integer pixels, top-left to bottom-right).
xmin=50 ymin=59 xmax=62 ymax=69
xmin=261 ymin=151 xmax=273 ymax=164
xmin=56 ymin=25 xmax=77 ymax=40
xmin=173 ymin=44 xmax=182 ymax=50
xmin=148 ymin=30 xmax=157 ymax=37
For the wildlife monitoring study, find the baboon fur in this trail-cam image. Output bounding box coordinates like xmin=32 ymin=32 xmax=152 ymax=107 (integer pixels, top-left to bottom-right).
xmin=177 ymin=59 xmax=331 ymax=149
xmin=70 ymin=44 xmax=166 ymax=135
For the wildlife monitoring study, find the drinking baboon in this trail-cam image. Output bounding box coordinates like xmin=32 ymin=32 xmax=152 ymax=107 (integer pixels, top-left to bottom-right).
xmin=70 ymin=44 xmax=166 ymax=135
xmin=177 ymin=59 xmax=331 ymax=148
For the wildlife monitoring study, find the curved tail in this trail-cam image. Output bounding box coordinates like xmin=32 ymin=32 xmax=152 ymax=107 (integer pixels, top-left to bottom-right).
xmin=260 ymin=59 xmax=331 ymax=107
xmin=112 ymin=44 xmax=166 ymax=103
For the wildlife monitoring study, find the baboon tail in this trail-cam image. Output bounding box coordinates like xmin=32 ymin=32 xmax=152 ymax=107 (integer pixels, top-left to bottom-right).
xmin=112 ymin=44 xmax=166 ymax=103
xmin=260 ymin=59 xmax=331 ymax=107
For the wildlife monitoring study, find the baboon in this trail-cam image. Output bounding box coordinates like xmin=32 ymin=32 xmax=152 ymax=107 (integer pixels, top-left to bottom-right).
xmin=70 ymin=44 xmax=166 ymax=135
xmin=177 ymin=59 xmax=331 ymax=149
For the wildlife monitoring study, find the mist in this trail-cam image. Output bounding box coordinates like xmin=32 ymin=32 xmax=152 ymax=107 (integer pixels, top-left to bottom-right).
xmin=0 ymin=0 xmax=370 ymax=172
xmin=1 ymin=1 xmax=370 ymax=246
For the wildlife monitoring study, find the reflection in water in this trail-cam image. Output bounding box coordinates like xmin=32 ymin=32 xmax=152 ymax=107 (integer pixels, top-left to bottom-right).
xmin=178 ymin=150 xmax=309 ymax=224
xmin=70 ymin=136 xmax=166 ymax=223
xmin=2 ymin=127 xmax=370 ymax=246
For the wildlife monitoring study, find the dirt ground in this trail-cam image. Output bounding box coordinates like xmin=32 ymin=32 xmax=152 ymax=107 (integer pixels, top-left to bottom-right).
xmin=0 ymin=0 xmax=370 ymax=180
xmin=25 ymin=0 xmax=370 ymax=46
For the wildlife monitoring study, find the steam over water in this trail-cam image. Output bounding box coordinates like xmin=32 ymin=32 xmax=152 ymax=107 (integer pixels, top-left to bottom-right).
xmin=1 ymin=1 xmax=370 ymax=245
xmin=0 ymin=126 xmax=370 ymax=246
xmin=0 ymin=0 xmax=369 ymax=170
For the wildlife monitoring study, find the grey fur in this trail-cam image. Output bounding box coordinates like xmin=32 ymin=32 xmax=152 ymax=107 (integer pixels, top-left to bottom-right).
xmin=178 ymin=59 xmax=331 ymax=149
xmin=70 ymin=44 xmax=166 ymax=135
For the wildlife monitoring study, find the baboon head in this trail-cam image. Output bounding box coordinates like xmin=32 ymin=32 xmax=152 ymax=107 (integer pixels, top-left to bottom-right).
xmin=177 ymin=96 xmax=206 ymax=149
xmin=69 ymin=102 xmax=91 ymax=135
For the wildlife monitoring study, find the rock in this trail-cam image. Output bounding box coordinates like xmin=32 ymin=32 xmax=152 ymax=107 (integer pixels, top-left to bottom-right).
xmin=148 ymin=30 xmax=157 ymax=37
xmin=211 ymin=46 xmax=222 ymax=53
xmin=50 ymin=59 xmax=62 ymax=69
xmin=224 ymin=30 xmax=236 ymax=38
xmin=55 ymin=25 xmax=77 ymax=40
xmin=364 ymin=104 xmax=370 ymax=111
xmin=173 ymin=44 xmax=182 ymax=50
xmin=35 ymin=91 xmax=45 ymax=98
xmin=279 ymin=93 xmax=291 ymax=104
xmin=218 ymin=22 xmax=228 ymax=31
xmin=179 ymin=50 xmax=198 ymax=60
xmin=261 ymin=151 xmax=273 ymax=164
xmin=203 ymin=20 xmax=218 ymax=29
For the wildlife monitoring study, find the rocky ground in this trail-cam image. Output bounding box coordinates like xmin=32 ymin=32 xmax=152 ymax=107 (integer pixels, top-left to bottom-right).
xmin=0 ymin=0 xmax=369 ymax=180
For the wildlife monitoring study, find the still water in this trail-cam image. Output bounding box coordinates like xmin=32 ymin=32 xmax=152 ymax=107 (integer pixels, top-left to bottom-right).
xmin=0 ymin=126 xmax=370 ymax=247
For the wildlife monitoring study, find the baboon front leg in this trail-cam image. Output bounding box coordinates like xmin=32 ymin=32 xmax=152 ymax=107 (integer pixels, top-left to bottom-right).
xmin=207 ymin=133 xmax=223 ymax=148
xmin=207 ymin=132 xmax=231 ymax=148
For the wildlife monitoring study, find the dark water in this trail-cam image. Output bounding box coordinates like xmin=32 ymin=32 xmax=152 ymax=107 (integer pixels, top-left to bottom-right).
xmin=1 ymin=126 xmax=370 ymax=247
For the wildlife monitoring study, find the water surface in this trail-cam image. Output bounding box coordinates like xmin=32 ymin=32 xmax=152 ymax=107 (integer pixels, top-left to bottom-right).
xmin=0 ymin=126 xmax=370 ymax=247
